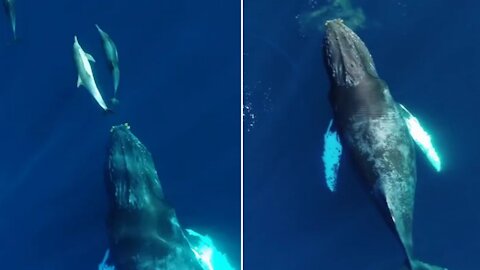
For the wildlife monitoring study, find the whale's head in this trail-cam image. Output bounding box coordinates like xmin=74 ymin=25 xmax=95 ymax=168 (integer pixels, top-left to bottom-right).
xmin=108 ymin=123 xmax=165 ymax=211
xmin=323 ymin=19 xmax=378 ymax=88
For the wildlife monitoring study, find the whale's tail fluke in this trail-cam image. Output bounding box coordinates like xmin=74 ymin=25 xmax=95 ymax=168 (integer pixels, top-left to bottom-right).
xmin=402 ymin=259 xmax=447 ymax=270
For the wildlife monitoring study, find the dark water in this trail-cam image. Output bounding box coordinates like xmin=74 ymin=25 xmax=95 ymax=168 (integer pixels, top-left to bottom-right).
xmin=0 ymin=0 xmax=240 ymax=269
xmin=245 ymin=0 xmax=479 ymax=269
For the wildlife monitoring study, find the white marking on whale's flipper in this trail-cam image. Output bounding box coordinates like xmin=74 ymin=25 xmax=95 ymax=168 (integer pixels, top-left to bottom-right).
xmin=398 ymin=104 xmax=442 ymax=172
xmin=185 ymin=228 xmax=235 ymax=270
xmin=322 ymin=119 xmax=343 ymax=192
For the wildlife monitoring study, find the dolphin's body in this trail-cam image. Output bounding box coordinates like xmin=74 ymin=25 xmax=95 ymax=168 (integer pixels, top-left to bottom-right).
xmin=106 ymin=124 xmax=203 ymax=270
xmin=3 ymin=0 xmax=16 ymax=40
xmin=322 ymin=19 xmax=445 ymax=270
xmin=96 ymin=24 xmax=120 ymax=104
xmin=72 ymin=36 xmax=109 ymax=111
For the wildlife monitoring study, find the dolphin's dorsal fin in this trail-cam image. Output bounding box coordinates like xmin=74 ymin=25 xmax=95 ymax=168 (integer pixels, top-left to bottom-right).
xmin=85 ymin=52 xmax=96 ymax=62
xmin=77 ymin=76 xmax=82 ymax=88
xmin=398 ymin=104 xmax=442 ymax=172
xmin=322 ymin=119 xmax=343 ymax=192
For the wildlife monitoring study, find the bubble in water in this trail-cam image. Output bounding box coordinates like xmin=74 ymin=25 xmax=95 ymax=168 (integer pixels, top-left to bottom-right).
xmin=297 ymin=0 xmax=366 ymax=35
xmin=243 ymin=81 xmax=273 ymax=133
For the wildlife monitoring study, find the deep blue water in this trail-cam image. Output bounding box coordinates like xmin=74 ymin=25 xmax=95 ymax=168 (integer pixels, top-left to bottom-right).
xmin=0 ymin=0 xmax=240 ymax=269
xmin=245 ymin=0 xmax=480 ymax=269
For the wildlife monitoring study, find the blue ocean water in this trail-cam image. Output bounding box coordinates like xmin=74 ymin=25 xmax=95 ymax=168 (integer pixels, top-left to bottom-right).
xmin=0 ymin=0 xmax=240 ymax=269
xmin=245 ymin=0 xmax=479 ymax=269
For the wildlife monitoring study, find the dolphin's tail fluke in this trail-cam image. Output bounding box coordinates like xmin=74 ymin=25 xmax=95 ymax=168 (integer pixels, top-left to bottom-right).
xmin=402 ymin=259 xmax=447 ymax=270
xmin=103 ymin=107 xmax=115 ymax=115
xmin=110 ymin=97 xmax=119 ymax=107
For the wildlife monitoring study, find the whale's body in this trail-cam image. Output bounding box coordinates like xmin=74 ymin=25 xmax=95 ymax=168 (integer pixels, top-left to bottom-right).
xmin=73 ymin=36 xmax=109 ymax=111
xmin=323 ymin=19 xmax=445 ymax=270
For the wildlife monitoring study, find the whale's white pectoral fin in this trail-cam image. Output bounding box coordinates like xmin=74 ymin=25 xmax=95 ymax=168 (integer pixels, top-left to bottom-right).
xmin=398 ymin=104 xmax=442 ymax=172
xmin=77 ymin=76 xmax=82 ymax=88
xmin=85 ymin=53 xmax=96 ymax=62
xmin=322 ymin=119 xmax=343 ymax=192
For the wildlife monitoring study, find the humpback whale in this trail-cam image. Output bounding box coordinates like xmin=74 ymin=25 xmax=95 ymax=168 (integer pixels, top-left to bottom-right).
xmin=106 ymin=123 xmax=203 ymax=270
xmin=73 ymin=36 xmax=109 ymax=111
xmin=3 ymin=0 xmax=16 ymax=40
xmin=322 ymin=19 xmax=446 ymax=270
xmin=96 ymin=24 xmax=120 ymax=105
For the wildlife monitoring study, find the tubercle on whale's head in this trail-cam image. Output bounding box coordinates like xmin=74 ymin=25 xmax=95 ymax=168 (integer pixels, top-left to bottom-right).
xmin=323 ymin=19 xmax=378 ymax=88
xmin=110 ymin=122 xmax=130 ymax=133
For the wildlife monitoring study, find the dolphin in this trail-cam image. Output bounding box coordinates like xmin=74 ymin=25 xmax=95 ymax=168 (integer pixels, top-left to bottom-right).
xmin=106 ymin=123 xmax=203 ymax=270
xmin=321 ymin=19 xmax=446 ymax=270
xmin=96 ymin=24 xmax=120 ymax=105
xmin=3 ymin=0 xmax=16 ymax=40
xmin=72 ymin=36 xmax=109 ymax=111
